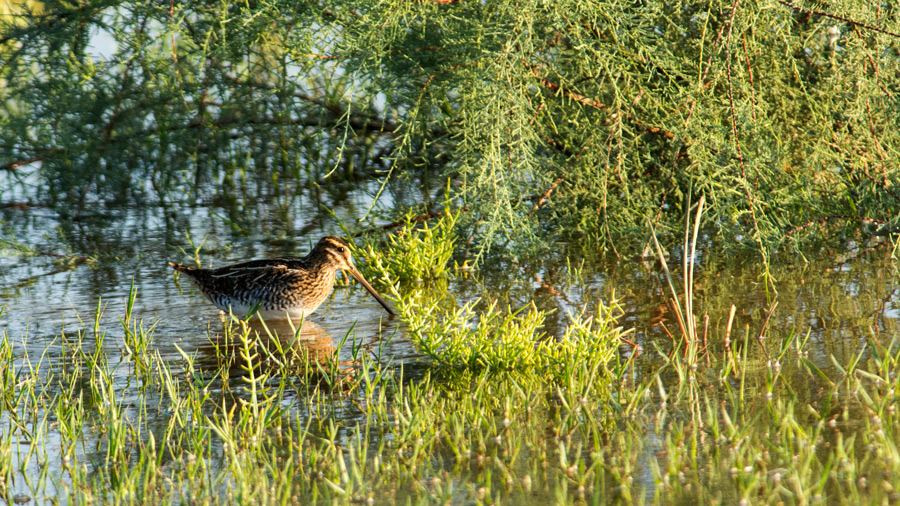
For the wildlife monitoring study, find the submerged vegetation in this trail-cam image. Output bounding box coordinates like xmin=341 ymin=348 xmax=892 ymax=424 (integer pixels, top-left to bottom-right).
xmin=2 ymin=0 xmax=899 ymax=256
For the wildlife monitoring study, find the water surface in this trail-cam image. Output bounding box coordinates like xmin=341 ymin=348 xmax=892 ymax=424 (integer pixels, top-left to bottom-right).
xmin=1 ymin=191 xmax=899 ymax=504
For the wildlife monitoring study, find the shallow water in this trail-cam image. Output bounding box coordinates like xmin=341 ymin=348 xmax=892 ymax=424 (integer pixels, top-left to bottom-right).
xmin=2 ymin=197 xmax=898 ymax=381
xmin=1 ymin=190 xmax=900 ymax=504
xmin=0 ymin=195 xmax=415 ymax=359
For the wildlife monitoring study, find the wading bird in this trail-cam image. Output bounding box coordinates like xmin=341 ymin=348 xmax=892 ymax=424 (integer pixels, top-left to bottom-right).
xmin=169 ymin=236 xmax=394 ymax=320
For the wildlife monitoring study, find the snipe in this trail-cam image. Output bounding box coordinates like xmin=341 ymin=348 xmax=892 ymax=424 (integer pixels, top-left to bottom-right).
xmin=168 ymin=236 xmax=394 ymax=320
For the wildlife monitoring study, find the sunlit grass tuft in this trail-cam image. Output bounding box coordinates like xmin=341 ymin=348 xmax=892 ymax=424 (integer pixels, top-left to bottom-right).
xmin=353 ymin=205 xmax=461 ymax=284
xmin=399 ymin=294 xmax=627 ymax=377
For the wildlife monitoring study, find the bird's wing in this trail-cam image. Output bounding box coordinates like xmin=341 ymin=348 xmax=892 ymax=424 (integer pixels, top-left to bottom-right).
xmin=207 ymin=262 xmax=301 ymax=293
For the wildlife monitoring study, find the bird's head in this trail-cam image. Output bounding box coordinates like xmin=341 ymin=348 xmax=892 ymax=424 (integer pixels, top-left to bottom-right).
xmin=313 ymin=236 xmax=394 ymax=315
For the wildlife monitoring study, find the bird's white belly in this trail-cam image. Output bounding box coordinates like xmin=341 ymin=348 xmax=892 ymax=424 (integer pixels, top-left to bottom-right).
xmin=212 ymin=299 xmax=316 ymax=321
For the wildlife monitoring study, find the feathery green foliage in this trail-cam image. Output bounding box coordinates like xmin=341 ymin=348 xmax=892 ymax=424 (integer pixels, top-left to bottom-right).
xmin=354 ymin=206 xmax=461 ymax=283
xmin=356 ymin=212 xmax=626 ymax=372
xmin=2 ymin=0 xmax=899 ymax=256
xmin=400 ymin=296 xmax=626 ymax=375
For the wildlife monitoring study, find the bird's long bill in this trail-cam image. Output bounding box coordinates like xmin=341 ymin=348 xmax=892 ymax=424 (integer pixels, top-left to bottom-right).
xmin=348 ymin=266 xmax=395 ymax=315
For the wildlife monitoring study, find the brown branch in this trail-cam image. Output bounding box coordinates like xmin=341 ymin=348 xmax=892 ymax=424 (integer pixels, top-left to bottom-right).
xmin=1 ymin=157 xmax=42 ymax=171
xmin=619 ymin=336 xmax=641 ymax=354
xmin=529 ymin=67 xmax=675 ymax=139
xmin=530 ymin=67 xmax=606 ymax=109
xmin=527 ymin=176 xmax=563 ymax=217
xmin=777 ymin=1 xmax=900 ymax=39
xmin=785 ymin=214 xmax=887 ymax=235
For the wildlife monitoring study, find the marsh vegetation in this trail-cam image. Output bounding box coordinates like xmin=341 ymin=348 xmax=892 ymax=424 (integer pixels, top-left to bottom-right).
xmin=2 ymin=0 xmax=900 ymax=504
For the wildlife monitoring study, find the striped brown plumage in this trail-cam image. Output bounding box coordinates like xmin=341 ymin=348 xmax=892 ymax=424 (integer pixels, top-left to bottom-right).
xmin=169 ymin=236 xmax=394 ymax=319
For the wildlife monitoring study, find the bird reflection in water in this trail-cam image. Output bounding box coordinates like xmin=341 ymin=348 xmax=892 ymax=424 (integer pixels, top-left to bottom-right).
xmin=196 ymin=317 xmax=359 ymax=385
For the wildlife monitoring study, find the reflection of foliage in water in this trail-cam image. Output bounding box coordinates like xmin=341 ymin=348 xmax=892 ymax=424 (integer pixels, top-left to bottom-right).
xmin=1 ymin=1 xmax=400 ymax=214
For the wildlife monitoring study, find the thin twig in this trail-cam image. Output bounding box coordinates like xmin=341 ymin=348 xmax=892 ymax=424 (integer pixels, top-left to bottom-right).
xmin=668 ymin=298 xmax=690 ymax=350
xmin=725 ymin=0 xmax=746 ymax=180
xmin=784 ymin=214 xmax=886 ymax=235
xmin=659 ymin=322 xmax=677 ymax=358
xmin=865 ymin=97 xmax=892 ymax=190
xmin=724 ymin=304 xmax=737 ymax=354
xmin=0 ymin=157 xmax=42 ymax=171
xmin=529 ymin=66 xmax=674 ymax=139
xmin=529 ymin=67 xmax=606 ymax=109
xmin=756 ymin=301 xmax=777 ymax=362
xmin=777 ymin=1 xmax=900 ymax=39
xmin=725 ymin=0 xmax=772 ymax=288
xmin=527 ymin=176 xmax=564 ymax=217
xmin=741 ymin=33 xmax=757 ymax=117
xmin=702 ymin=314 xmax=710 ymax=367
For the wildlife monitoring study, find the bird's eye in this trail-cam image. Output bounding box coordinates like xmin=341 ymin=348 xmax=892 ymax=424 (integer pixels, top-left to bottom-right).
xmin=338 ymin=247 xmax=345 ymax=253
